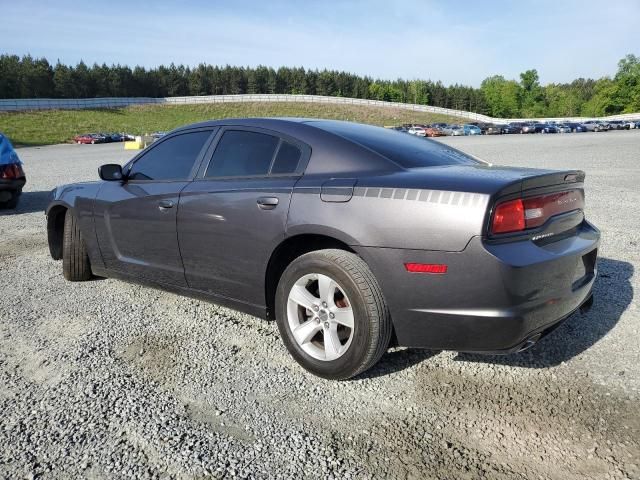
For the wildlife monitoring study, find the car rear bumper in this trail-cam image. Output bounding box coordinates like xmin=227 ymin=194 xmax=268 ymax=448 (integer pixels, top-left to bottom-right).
xmin=356 ymin=220 xmax=600 ymax=352
xmin=0 ymin=177 xmax=26 ymax=192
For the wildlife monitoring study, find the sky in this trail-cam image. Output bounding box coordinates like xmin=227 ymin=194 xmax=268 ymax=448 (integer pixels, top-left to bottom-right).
xmin=2 ymin=0 xmax=639 ymax=87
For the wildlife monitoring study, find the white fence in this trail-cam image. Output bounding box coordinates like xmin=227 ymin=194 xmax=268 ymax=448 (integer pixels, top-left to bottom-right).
xmin=0 ymin=94 xmax=638 ymax=123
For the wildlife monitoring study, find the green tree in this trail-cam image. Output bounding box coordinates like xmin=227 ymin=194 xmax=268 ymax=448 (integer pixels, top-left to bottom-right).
xmin=612 ymin=54 xmax=640 ymax=113
xmin=581 ymin=78 xmax=617 ymax=116
xmin=480 ymin=75 xmax=521 ymax=117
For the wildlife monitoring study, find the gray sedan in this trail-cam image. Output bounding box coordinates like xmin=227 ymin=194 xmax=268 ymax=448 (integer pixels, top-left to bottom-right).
xmin=46 ymin=119 xmax=600 ymax=379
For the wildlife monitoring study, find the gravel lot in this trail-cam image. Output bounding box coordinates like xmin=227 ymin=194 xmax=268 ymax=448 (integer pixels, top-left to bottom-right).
xmin=1 ymin=131 xmax=639 ymax=479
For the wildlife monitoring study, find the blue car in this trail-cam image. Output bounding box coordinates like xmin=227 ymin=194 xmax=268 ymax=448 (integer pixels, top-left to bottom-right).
xmin=463 ymin=124 xmax=482 ymax=135
xmin=0 ymin=133 xmax=26 ymax=209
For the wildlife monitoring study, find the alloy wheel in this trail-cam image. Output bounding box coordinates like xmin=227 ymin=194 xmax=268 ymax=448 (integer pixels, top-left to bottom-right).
xmin=286 ymin=273 xmax=355 ymax=361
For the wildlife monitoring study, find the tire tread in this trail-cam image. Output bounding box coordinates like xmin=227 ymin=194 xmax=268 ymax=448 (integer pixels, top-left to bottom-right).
xmin=62 ymin=210 xmax=92 ymax=281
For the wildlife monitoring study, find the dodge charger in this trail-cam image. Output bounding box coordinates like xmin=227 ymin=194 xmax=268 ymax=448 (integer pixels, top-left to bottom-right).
xmin=46 ymin=119 xmax=600 ymax=379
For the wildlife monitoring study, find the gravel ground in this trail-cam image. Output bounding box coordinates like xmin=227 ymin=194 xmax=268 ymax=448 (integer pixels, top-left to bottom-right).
xmin=1 ymin=131 xmax=639 ymax=479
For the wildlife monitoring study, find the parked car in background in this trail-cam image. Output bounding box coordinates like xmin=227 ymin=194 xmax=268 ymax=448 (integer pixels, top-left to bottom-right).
xmin=565 ymin=122 xmax=588 ymax=133
xmin=582 ymin=121 xmax=606 ymax=132
xmin=534 ymin=123 xmax=558 ymax=134
xmin=424 ymin=126 xmax=446 ymax=137
xmin=463 ymin=124 xmax=482 ymax=135
xmin=407 ymin=126 xmax=426 ymax=137
xmin=607 ymin=120 xmax=627 ymax=130
xmin=0 ymin=133 xmax=26 ymax=209
xmin=623 ymin=120 xmax=636 ymax=129
xmin=521 ymin=122 xmax=537 ymax=134
xmin=496 ymin=124 xmax=518 ymax=134
xmin=442 ymin=124 xmax=464 ymax=136
xmin=507 ymin=122 xmax=525 ymax=134
xmin=431 ymin=122 xmax=448 ymax=129
xmin=151 ymin=131 xmax=168 ymax=140
xmin=74 ymin=134 xmax=98 ymax=144
xmin=556 ymin=123 xmax=573 ymax=133
xmin=96 ymin=133 xmax=112 ymax=143
xmin=76 ymin=133 xmax=109 ymax=144
xmin=45 ymin=118 xmax=600 ymax=379
xmin=483 ymin=124 xmax=502 ymax=135
xmin=108 ymin=133 xmax=125 ymax=142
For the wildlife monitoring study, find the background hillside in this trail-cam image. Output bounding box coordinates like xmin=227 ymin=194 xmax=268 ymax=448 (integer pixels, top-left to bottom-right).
xmin=1 ymin=53 xmax=639 ymax=119
xmin=0 ymin=102 xmax=463 ymax=146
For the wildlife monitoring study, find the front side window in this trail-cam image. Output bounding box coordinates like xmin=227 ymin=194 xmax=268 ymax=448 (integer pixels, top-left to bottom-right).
xmin=206 ymin=130 xmax=280 ymax=177
xmin=128 ymin=131 xmax=211 ymax=181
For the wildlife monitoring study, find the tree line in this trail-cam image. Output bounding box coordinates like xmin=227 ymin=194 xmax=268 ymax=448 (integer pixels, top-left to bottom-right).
xmin=1 ymin=53 xmax=639 ymax=117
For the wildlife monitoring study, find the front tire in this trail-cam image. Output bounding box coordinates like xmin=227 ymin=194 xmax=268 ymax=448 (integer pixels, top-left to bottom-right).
xmin=275 ymin=249 xmax=392 ymax=380
xmin=62 ymin=210 xmax=92 ymax=281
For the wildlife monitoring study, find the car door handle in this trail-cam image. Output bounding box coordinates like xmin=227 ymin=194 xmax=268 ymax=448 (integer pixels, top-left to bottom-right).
xmin=158 ymin=200 xmax=174 ymax=210
xmin=257 ymin=196 xmax=279 ymax=210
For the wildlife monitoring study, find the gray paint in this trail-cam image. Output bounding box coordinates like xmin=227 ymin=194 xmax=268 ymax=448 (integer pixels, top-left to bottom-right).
xmin=46 ymin=118 xmax=600 ymax=352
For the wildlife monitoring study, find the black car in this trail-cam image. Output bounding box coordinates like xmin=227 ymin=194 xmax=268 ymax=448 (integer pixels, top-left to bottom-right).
xmin=46 ymin=119 xmax=599 ymax=379
xmin=497 ymin=124 xmax=519 ymax=134
xmin=533 ymin=123 xmax=558 ymax=134
xmin=0 ymin=133 xmax=26 ymax=209
xmin=506 ymin=122 xmax=524 ymax=134
xmin=564 ymin=122 xmax=588 ymax=133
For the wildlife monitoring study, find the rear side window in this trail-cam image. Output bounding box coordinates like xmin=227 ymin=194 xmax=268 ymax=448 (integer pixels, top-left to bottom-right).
xmin=309 ymin=121 xmax=480 ymax=168
xmin=206 ymin=130 xmax=280 ymax=177
xmin=128 ymin=131 xmax=211 ymax=181
xmin=271 ymin=141 xmax=301 ymax=174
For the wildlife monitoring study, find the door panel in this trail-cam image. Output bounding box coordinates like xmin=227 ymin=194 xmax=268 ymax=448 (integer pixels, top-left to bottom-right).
xmin=178 ymin=178 xmax=296 ymax=306
xmin=95 ymin=181 xmax=189 ymax=286
xmin=93 ymin=128 xmax=215 ymax=286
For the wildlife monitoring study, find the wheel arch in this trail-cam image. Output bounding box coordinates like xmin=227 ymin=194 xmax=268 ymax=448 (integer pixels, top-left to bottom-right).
xmin=264 ymin=233 xmax=356 ymax=320
xmin=47 ymin=202 xmax=71 ymax=260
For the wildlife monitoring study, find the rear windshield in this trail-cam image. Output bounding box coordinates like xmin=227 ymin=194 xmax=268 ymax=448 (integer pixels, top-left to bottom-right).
xmin=309 ymin=121 xmax=481 ymax=168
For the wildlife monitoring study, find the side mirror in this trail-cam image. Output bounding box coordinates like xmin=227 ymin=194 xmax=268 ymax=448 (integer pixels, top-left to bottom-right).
xmin=99 ymin=164 xmax=124 ymax=181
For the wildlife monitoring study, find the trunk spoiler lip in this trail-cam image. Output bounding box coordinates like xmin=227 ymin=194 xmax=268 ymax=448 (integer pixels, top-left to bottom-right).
xmin=493 ymin=169 xmax=586 ymax=197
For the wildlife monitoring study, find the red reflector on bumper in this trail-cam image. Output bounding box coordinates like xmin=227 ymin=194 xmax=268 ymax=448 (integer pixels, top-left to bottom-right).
xmin=404 ymin=263 xmax=448 ymax=274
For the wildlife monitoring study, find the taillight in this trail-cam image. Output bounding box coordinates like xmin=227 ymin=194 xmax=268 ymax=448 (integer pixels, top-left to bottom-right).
xmin=522 ymin=190 xmax=583 ymax=228
xmin=491 ymin=190 xmax=584 ymax=235
xmin=0 ymin=163 xmax=25 ymax=179
xmin=491 ymin=199 xmax=525 ymax=234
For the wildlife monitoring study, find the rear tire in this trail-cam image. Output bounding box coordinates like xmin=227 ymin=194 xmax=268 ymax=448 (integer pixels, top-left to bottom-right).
xmin=275 ymin=249 xmax=392 ymax=380
xmin=62 ymin=210 xmax=92 ymax=281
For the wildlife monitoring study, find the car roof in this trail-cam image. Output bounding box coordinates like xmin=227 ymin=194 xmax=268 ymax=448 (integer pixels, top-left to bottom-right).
xmin=173 ymin=118 xmax=400 ymax=174
xmin=171 ymin=117 xmax=482 ymax=174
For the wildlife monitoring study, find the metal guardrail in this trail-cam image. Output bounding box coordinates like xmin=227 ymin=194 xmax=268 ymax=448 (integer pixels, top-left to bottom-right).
xmin=0 ymin=94 xmax=638 ymax=123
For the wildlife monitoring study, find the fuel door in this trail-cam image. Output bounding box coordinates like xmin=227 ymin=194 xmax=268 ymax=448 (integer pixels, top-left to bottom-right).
xmin=320 ymin=178 xmax=357 ymax=203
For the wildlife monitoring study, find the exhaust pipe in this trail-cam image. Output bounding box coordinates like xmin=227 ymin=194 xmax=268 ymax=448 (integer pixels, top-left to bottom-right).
xmin=517 ymin=333 xmax=542 ymax=352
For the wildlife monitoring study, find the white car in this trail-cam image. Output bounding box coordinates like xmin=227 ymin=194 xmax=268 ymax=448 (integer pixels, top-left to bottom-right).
xmin=408 ymin=126 xmax=426 ymax=137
